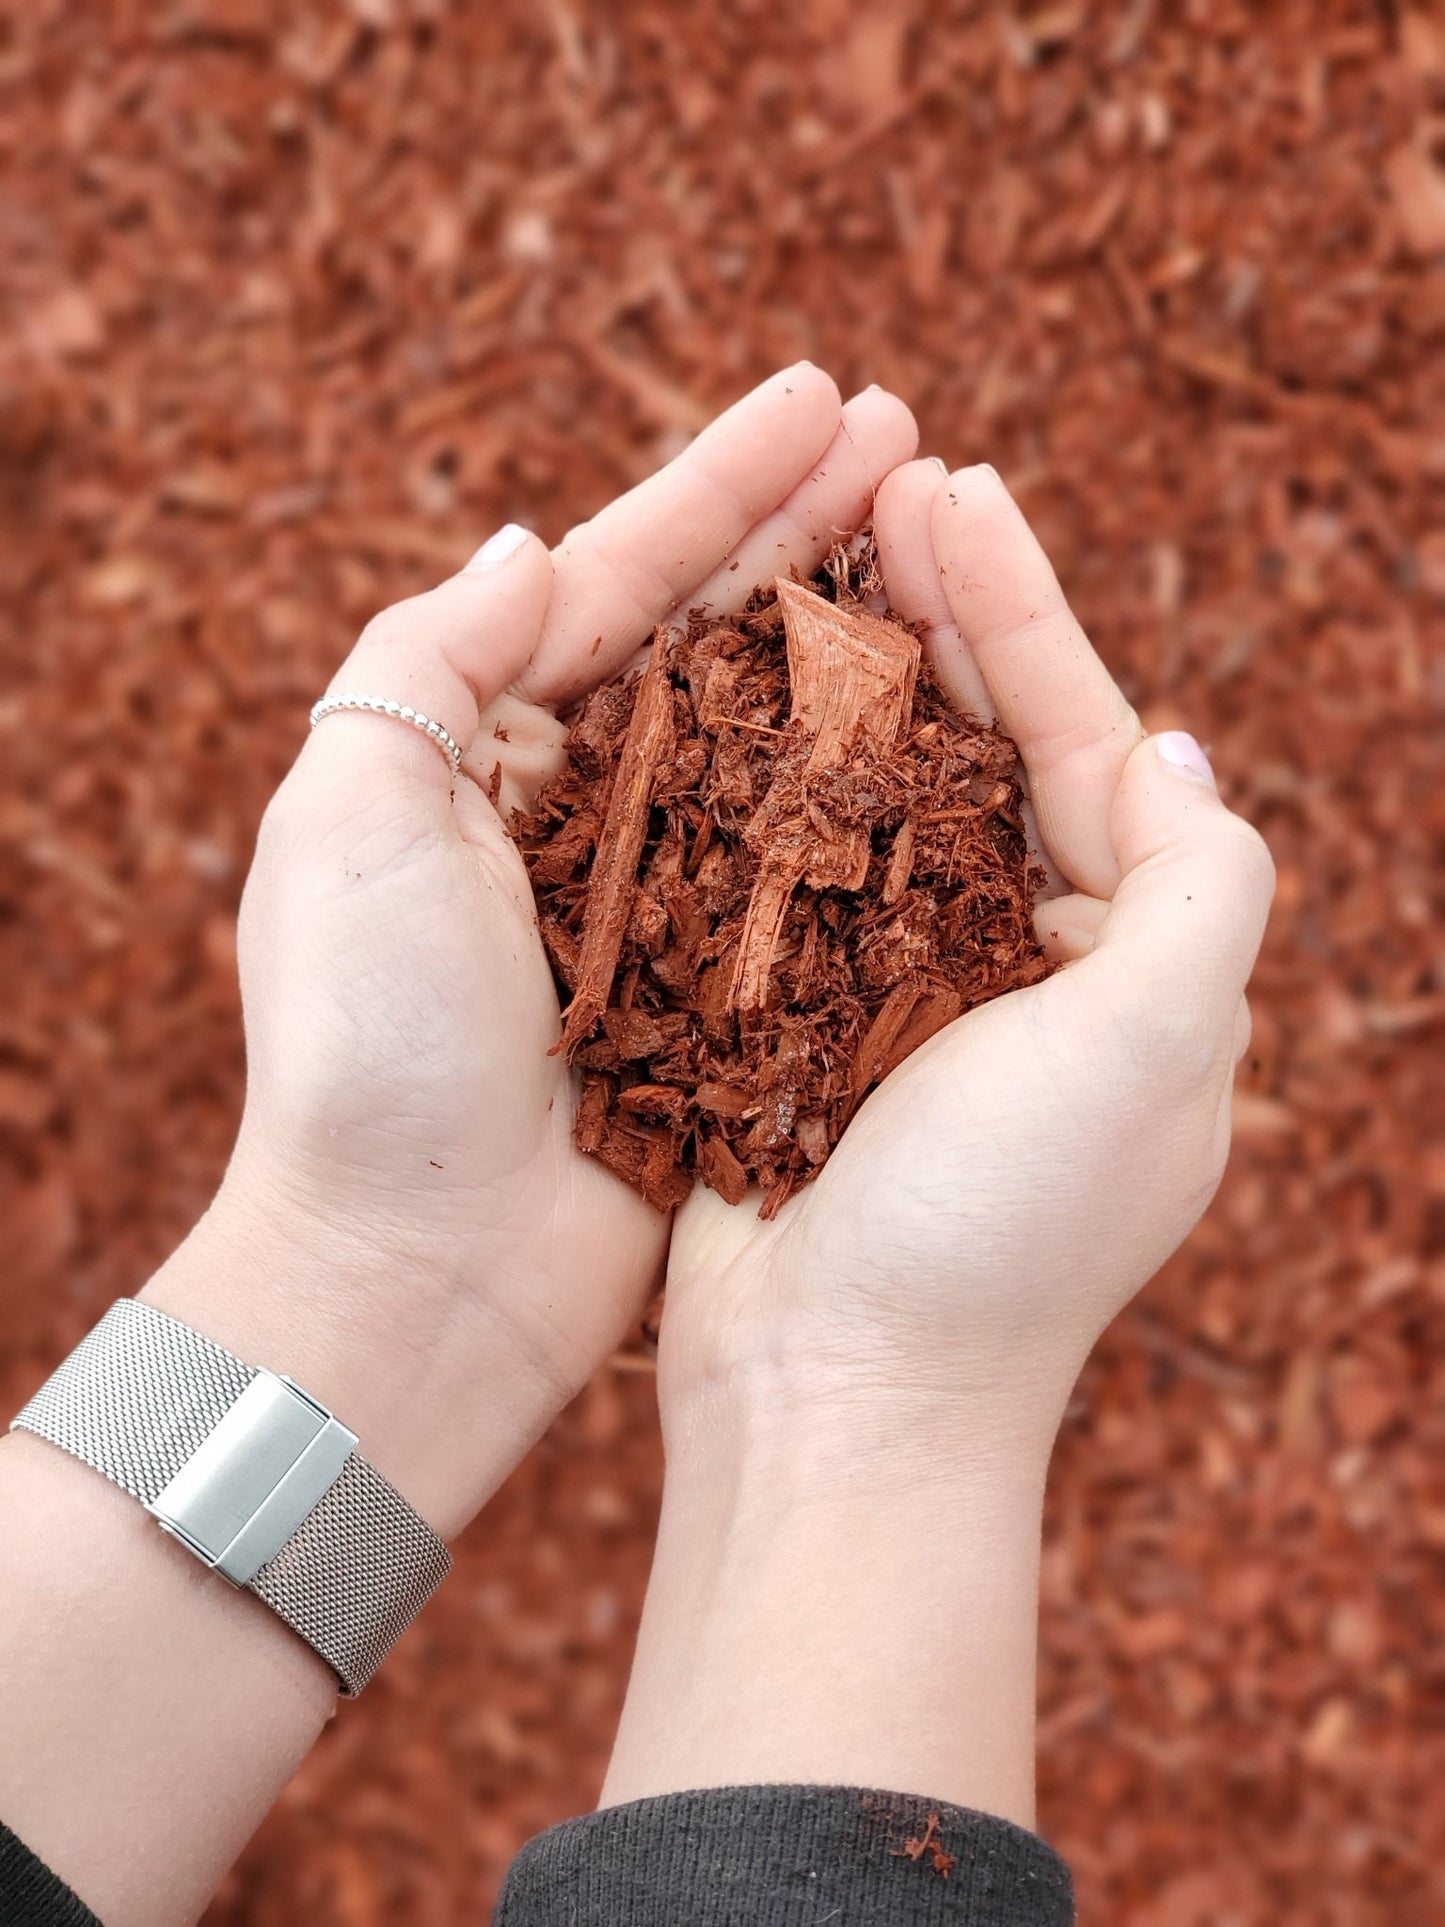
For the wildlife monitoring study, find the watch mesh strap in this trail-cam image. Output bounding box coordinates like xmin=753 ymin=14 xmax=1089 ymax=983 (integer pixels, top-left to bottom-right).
xmin=10 ymin=1299 xmax=450 ymax=1695
xmin=12 ymin=1298 xmax=254 ymax=1493
xmin=249 ymin=1454 xmax=449 ymax=1691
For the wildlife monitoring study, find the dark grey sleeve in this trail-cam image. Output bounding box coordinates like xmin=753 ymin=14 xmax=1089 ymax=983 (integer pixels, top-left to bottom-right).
xmin=0 ymin=1823 xmax=102 ymax=1927
xmin=495 ymin=1783 xmax=1074 ymax=1925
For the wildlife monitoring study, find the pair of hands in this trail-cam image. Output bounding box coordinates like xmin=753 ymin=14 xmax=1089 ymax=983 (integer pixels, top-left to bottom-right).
xmin=150 ymin=362 xmax=1273 ymax=1558
xmin=0 ymin=365 xmax=1272 ymax=1927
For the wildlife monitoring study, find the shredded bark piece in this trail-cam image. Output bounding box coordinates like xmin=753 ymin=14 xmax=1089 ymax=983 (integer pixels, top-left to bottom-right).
xmin=729 ymin=577 xmax=920 ymax=1009
xmin=512 ymin=542 xmax=1050 ymax=1216
xmin=554 ymin=632 xmax=676 ymax=1055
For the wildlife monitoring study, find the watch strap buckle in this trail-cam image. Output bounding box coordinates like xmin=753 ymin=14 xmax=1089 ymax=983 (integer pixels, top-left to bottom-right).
xmin=147 ymin=1369 xmax=358 ymax=1586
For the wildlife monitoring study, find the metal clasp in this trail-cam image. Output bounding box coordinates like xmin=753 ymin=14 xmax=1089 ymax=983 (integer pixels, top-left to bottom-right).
xmin=146 ymin=1370 xmax=357 ymax=1586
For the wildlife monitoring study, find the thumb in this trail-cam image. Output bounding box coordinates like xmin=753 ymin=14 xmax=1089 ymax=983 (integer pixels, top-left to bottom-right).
xmin=296 ymin=524 xmax=555 ymax=818
xmin=669 ymin=1182 xmax=768 ymax=1286
xmin=1081 ymin=732 xmax=1275 ymax=1071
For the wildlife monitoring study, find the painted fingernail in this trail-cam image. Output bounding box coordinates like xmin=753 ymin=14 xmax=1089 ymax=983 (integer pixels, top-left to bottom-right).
xmin=1156 ymin=730 xmax=1216 ymax=785
xmin=465 ymin=523 xmax=530 ymax=572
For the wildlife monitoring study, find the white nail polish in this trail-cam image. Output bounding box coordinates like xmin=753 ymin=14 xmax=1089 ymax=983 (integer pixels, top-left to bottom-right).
xmin=1156 ymin=730 xmax=1216 ymax=785
xmin=465 ymin=523 xmax=530 ymax=572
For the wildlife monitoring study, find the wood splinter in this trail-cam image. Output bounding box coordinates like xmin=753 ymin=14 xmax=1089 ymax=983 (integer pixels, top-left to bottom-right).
xmin=728 ymin=577 xmax=920 ymax=1011
xmin=555 ymin=630 xmax=674 ymax=1055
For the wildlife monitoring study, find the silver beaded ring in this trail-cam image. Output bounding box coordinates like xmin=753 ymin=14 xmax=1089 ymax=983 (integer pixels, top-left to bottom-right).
xmin=309 ymin=692 xmax=464 ymax=777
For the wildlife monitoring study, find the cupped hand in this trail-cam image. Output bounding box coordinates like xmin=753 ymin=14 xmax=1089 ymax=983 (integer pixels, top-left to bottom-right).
xmin=147 ymin=368 xmax=917 ymax=1532
xmin=658 ymin=460 xmax=1275 ymax=1475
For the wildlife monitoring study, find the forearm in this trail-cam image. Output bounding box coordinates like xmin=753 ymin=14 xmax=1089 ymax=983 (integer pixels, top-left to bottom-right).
xmin=602 ymin=1370 xmax=1049 ymax=1828
xmin=0 ymin=1193 xmax=554 ymax=1927
xmin=0 ymin=1428 xmax=331 ymax=1926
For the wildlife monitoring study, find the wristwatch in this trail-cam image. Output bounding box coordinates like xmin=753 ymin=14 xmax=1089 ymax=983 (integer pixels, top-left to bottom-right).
xmin=9 ymin=1298 xmax=451 ymax=1695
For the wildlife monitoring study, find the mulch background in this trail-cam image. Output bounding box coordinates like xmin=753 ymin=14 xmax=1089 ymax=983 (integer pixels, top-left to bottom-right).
xmin=2 ymin=3 xmax=1442 ymax=1922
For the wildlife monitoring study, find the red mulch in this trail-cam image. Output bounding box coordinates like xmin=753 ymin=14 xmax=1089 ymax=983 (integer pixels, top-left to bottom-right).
xmin=519 ymin=560 xmax=1047 ymax=1218
xmin=2 ymin=5 xmax=1442 ymax=1923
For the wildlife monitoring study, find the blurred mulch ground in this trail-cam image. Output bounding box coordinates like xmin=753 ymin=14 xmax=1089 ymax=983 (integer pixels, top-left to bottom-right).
xmin=2 ymin=3 xmax=1443 ymax=1922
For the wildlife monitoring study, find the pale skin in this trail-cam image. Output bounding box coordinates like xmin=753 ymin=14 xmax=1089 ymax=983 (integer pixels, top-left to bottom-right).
xmin=604 ymin=459 xmax=1273 ymax=1822
xmin=0 ymin=369 xmax=1273 ymax=1925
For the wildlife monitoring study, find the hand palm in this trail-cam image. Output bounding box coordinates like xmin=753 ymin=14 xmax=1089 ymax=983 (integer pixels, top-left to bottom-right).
xmin=222 ymin=369 xmax=921 ymax=1424
xmin=234 ymin=734 xmax=663 ymax=1391
xmin=660 ymin=461 xmax=1271 ymax=1441
xmin=670 ymin=960 xmax=1220 ymax=1421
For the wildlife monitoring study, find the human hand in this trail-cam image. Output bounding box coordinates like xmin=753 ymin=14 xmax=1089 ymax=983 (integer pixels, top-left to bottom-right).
xmin=660 ymin=457 xmax=1274 ymax=1466
xmin=145 ymin=367 xmax=919 ymax=1536
xmin=1 ymin=366 xmax=922 ymax=1927
xmin=603 ymin=460 xmax=1274 ymax=1822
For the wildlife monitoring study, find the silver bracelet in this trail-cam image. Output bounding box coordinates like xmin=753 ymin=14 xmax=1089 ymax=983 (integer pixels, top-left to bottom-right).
xmin=9 ymin=1299 xmax=451 ymax=1695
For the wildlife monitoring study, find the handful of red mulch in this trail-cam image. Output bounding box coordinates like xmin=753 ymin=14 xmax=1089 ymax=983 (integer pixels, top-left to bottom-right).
xmin=512 ymin=543 xmax=1049 ymax=1219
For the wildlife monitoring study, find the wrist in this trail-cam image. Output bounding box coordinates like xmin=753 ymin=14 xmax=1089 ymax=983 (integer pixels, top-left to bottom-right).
xmin=658 ymin=1287 xmax=1065 ymax=1508
xmin=659 ymin=1346 xmax=1052 ymax=1576
xmin=142 ymin=1175 xmax=564 ymax=1541
xmin=607 ymin=1354 xmax=1049 ymax=1825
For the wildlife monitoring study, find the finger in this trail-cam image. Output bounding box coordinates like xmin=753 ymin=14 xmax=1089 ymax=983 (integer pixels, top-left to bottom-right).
xmin=472 ymin=386 xmax=915 ymax=818
xmin=460 ymin=690 xmax=569 ymax=819
xmin=1034 ymin=891 xmax=1108 ymax=963
xmin=683 ymin=386 xmax=918 ymax=618
xmin=877 ymin=459 xmax=1065 ymax=897
xmin=1081 ymin=732 xmax=1275 ymax=1070
xmin=1234 ymin=996 xmax=1253 ymax=1064
xmin=875 ymin=458 xmax=995 ymax=721
xmin=519 ymin=362 xmax=843 ymax=708
xmin=300 ymin=526 xmax=554 ymax=820
xmin=931 ymin=466 xmax=1142 ymax=898
xmin=667 ymin=1180 xmax=767 ymax=1286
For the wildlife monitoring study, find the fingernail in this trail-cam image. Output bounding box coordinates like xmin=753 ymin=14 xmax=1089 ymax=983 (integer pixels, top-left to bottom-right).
xmin=1156 ymin=730 xmax=1216 ymax=785
xmin=930 ymin=456 xmax=949 ymax=477
xmin=465 ymin=523 xmax=529 ymax=572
